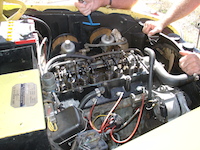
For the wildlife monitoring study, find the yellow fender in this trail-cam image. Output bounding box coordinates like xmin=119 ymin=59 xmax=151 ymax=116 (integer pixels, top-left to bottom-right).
xmin=2 ymin=2 xmax=180 ymax=35
xmin=0 ymin=0 xmax=26 ymax=21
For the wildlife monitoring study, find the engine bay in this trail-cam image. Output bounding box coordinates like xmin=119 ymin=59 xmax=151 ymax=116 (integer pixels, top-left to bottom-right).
xmin=1 ymin=8 xmax=200 ymax=150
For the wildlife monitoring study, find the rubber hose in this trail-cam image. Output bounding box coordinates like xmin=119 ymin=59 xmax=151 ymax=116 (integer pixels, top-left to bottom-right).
xmin=154 ymin=59 xmax=195 ymax=86
xmin=79 ymin=87 xmax=105 ymax=109
xmin=144 ymin=47 xmax=155 ymax=100
xmin=44 ymin=54 xmax=93 ymax=73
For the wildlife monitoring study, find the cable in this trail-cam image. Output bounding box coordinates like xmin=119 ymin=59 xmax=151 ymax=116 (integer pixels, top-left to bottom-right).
xmin=38 ymin=37 xmax=48 ymax=76
xmin=92 ymin=114 xmax=107 ymax=125
xmin=110 ymin=93 xmax=146 ymax=143
xmin=21 ymin=15 xmax=52 ymax=61
xmin=88 ymin=92 xmax=124 ymax=133
xmin=79 ymin=87 xmax=105 ymax=109
xmin=100 ymin=92 xmax=124 ymax=132
xmin=114 ymin=108 xmax=140 ymax=132
xmin=88 ymin=100 xmax=101 ymax=132
xmin=47 ymin=117 xmax=58 ymax=132
xmin=44 ymin=54 xmax=93 ymax=73
xmin=33 ymin=30 xmax=44 ymax=41
xmin=52 ymin=91 xmax=62 ymax=108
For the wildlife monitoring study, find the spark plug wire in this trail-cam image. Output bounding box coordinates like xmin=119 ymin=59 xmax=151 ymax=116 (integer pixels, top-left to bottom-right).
xmin=88 ymin=92 xmax=124 ymax=133
xmin=100 ymin=92 xmax=124 ymax=132
xmin=88 ymin=99 xmax=101 ymax=132
xmin=110 ymin=93 xmax=146 ymax=143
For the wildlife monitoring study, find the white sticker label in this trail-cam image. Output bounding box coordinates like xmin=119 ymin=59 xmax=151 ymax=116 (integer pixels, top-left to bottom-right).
xmin=11 ymin=83 xmax=38 ymax=108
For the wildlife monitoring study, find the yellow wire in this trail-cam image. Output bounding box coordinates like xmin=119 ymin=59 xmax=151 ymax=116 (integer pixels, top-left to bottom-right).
xmin=47 ymin=117 xmax=58 ymax=132
xmin=92 ymin=114 xmax=107 ymax=125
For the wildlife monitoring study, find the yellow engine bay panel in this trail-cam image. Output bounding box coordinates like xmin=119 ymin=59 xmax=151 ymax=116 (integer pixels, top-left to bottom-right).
xmin=0 ymin=69 xmax=46 ymax=139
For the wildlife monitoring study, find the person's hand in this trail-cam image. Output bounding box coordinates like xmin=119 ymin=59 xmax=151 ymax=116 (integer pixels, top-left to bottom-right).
xmin=179 ymin=51 xmax=200 ymax=75
xmin=74 ymin=0 xmax=94 ymax=16
xmin=142 ymin=20 xmax=164 ymax=36
xmin=74 ymin=0 xmax=103 ymax=16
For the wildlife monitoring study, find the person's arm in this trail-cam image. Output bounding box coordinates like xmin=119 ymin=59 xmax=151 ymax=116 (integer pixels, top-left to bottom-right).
xmin=161 ymin=0 xmax=199 ymax=28
xmin=143 ymin=0 xmax=200 ymax=36
xmin=75 ymin=0 xmax=138 ymax=16
xmin=110 ymin=0 xmax=138 ymax=9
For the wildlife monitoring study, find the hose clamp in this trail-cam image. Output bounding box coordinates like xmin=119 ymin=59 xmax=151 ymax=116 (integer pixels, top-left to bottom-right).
xmin=95 ymin=88 xmax=101 ymax=97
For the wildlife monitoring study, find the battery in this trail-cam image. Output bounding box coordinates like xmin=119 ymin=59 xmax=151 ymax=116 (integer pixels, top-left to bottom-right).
xmin=0 ymin=19 xmax=45 ymax=139
xmin=0 ymin=19 xmax=38 ymax=50
xmin=0 ymin=45 xmax=37 ymax=75
xmin=0 ymin=19 xmax=36 ymax=42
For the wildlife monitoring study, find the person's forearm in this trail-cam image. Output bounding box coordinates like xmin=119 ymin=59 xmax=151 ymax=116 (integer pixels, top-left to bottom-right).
xmin=91 ymin=0 xmax=138 ymax=12
xmin=98 ymin=0 xmax=138 ymax=9
xmin=75 ymin=0 xmax=138 ymax=16
xmin=110 ymin=0 xmax=138 ymax=9
xmin=160 ymin=0 xmax=200 ymax=28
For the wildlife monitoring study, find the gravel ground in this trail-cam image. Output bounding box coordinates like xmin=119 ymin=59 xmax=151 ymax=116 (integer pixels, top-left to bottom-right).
xmin=145 ymin=0 xmax=200 ymax=48
xmin=18 ymin=0 xmax=200 ymax=48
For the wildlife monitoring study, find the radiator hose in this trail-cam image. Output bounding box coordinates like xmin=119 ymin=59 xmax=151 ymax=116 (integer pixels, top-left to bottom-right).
xmin=154 ymin=59 xmax=196 ymax=86
xmin=144 ymin=48 xmax=197 ymax=87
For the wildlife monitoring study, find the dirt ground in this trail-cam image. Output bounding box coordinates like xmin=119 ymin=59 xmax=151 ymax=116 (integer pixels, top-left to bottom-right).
xmin=18 ymin=0 xmax=200 ymax=48
xmin=145 ymin=0 xmax=200 ymax=48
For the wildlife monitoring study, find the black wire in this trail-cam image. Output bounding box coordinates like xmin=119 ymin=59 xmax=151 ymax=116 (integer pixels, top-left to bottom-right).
xmin=21 ymin=15 xmax=52 ymax=61
xmin=114 ymin=108 xmax=139 ymax=132
xmin=78 ymin=87 xmax=105 ymax=109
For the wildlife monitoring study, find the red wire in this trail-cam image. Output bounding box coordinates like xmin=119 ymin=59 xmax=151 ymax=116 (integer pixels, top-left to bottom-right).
xmin=88 ymin=104 xmax=114 ymax=133
xmin=88 ymin=101 xmax=101 ymax=133
xmin=100 ymin=92 xmax=124 ymax=132
xmin=88 ymin=92 xmax=124 ymax=133
xmin=101 ymin=118 xmax=114 ymax=132
xmin=110 ymin=93 xmax=146 ymax=143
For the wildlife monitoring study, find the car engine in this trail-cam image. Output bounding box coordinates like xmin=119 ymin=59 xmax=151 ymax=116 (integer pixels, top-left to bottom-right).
xmin=1 ymin=9 xmax=200 ymax=150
